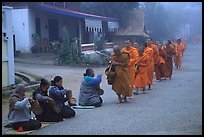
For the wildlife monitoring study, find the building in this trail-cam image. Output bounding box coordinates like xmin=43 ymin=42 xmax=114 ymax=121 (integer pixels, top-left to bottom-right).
xmin=112 ymin=10 xmax=149 ymax=47
xmin=2 ymin=6 xmax=15 ymax=87
xmin=3 ymin=2 xmax=119 ymax=53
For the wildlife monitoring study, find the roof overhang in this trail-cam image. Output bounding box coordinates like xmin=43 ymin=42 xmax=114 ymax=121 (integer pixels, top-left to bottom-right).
xmin=33 ymin=4 xmax=119 ymax=22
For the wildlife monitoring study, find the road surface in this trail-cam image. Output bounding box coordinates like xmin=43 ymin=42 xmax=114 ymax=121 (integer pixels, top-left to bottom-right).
xmin=3 ymin=43 xmax=202 ymax=135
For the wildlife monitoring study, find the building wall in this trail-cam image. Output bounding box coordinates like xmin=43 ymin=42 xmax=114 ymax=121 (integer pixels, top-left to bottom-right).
xmin=28 ymin=9 xmax=35 ymax=51
xmin=2 ymin=62 xmax=9 ymax=87
xmin=2 ymin=6 xmax=15 ymax=87
xmin=12 ymin=8 xmax=30 ymax=52
xmin=2 ymin=35 xmax=9 ymax=87
xmin=33 ymin=10 xmax=80 ymax=42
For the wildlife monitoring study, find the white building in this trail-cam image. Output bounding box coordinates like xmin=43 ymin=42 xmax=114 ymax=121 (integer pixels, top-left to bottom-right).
xmin=2 ymin=6 xmax=15 ymax=87
xmin=4 ymin=2 xmax=119 ymax=53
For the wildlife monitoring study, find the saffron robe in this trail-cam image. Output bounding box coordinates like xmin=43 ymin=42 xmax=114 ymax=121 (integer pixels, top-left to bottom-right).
xmin=144 ymin=47 xmax=154 ymax=85
xmin=175 ymin=43 xmax=185 ymax=66
xmin=155 ymin=47 xmax=166 ymax=80
xmin=134 ymin=52 xmax=149 ymax=89
xmin=121 ymin=47 xmax=139 ymax=94
xmin=110 ymin=52 xmax=131 ymax=97
xmin=164 ymin=45 xmax=175 ymax=78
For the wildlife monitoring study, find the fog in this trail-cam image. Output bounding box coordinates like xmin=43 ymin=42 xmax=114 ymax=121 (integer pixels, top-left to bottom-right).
xmin=81 ymin=2 xmax=202 ymax=42
xmin=141 ymin=2 xmax=202 ymax=42
xmin=164 ymin=2 xmax=202 ymax=41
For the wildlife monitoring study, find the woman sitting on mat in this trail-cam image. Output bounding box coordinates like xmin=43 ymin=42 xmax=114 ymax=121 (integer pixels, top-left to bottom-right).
xmin=33 ymin=78 xmax=63 ymax=122
xmin=49 ymin=76 xmax=76 ymax=119
xmin=7 ymin=84 xmax=41 ymax=131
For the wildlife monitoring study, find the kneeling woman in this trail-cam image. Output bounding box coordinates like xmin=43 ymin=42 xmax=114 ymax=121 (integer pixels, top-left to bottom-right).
xmin=33 ymin=79 xmax=63 ymax=122
xmin=49 ymin=76 xmax=76 ymax=119
xmin=79 ymin=68 xmax=104 ymax=107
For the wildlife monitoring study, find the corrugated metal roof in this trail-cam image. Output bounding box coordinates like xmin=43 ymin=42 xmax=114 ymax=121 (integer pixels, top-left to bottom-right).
xmin=33 ymin=4 xmax=119 ymax=22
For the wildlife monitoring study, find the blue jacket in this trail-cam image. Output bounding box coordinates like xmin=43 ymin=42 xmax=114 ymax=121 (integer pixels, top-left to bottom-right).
xmin=48 ymin=86 xmax=68 ymax=108
xmin=79 ymin=75 xmax=102 ymax=106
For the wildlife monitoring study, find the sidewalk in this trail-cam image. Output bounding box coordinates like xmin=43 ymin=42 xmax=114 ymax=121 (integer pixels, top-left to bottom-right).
xmin=15 ymin=53 xmax=58 ymax=65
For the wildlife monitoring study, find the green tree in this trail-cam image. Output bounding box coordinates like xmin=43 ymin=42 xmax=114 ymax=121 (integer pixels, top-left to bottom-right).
xmin=141 ymin=2 xmax=175 ymax=42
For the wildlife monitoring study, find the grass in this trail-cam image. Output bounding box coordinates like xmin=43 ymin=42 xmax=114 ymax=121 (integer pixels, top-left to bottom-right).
xmin=2 ymin=73 xmax=40 ymax=101
xmin=15 ymin=77 xmax=22 ymax=84
xmin=2 ymin=91 xmax=11 ymax=99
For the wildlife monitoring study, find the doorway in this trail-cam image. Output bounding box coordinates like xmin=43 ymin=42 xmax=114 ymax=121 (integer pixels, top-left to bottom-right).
xmin=48 ymin=19 xmax=59 ymax=41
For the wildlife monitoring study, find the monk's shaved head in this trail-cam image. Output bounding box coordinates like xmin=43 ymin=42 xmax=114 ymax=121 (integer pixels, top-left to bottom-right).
xmin=113 ymin=45 xmax=121 ymax=56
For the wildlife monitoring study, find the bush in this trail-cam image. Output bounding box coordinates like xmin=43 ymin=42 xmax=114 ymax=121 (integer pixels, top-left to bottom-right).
xmin=31 ymin=45 xmax=38 ymax=53
xmin=15 ymin=77 xmax=22 ymax=84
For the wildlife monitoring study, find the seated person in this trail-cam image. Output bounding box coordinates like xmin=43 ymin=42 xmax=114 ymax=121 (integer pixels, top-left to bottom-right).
xmin=49 ymin=76 xmax=76 ymax=119
xmin=33 ymin=79 xmax=63 ymax=122
xmin=8 ymin=84 xmax=41 ymax=131
xmin=79 ymin=68 xmax=104 ymax=107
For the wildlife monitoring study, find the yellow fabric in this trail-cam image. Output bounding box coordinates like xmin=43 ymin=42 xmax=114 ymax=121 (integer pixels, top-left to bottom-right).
xmin=4 ymin=122 xmax=54 ymax=135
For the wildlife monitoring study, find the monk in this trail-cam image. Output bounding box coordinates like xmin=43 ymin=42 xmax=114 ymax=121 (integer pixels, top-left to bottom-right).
xmin=181 ymin=38 xmax=186 ymax=57
xmin=109 ymin=45 xmax=131 ymax=103
xmin=172 ymin=40 xmax=178 ymax=67
xmin=163 ymin=40 xmax=175 ymax=79
xmin=121 ymin=39 xmax=139 ymax=97
xmin=133 ymin=42 xmax=139 ymax=51
xmin=175 ymin=39 xmax=185 ymax=69
xmin=134 ymin=44 xmax=149 ymax=94
xmin=155 ymin=41 xmax=166 ymax=81
xmin=145 ymin=38 xmax=157 ymax=89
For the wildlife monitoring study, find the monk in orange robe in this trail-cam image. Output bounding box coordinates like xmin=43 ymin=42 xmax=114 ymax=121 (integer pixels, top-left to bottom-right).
xmin=134 ymin=45 xmax=149 ymax=94
xmin=133 ymin=42 xmax=139 ymax=51
xmin=121 ymin=40 xmax=139 ymax=97
xmin=160 ymin=44 xmax=167 ymax=80
xmin=109 ymin=45 xmax=131 ymax=103
xmin=175 ymin=39 xmax=185 ymax=69
xmin=172 ymin=40 xmax=178 ymax=67
xmin=145 ymin=38 xmax=158 ymax=89
xmin=181 ymin=38 xmax=186 ymax=57
xmin=163 ymin=40 xmax=175 ymax=79
xmin=155 ymin=41 xmax=166 ymax=81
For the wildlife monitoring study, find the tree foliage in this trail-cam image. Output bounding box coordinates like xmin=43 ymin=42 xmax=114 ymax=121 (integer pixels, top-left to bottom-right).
xmin=141 ymin=2 xmax=175 ymax=42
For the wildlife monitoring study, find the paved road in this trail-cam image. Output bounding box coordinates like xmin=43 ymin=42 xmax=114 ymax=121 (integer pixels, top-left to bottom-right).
xmin=6 ymin=43 xmax=203 ymax=135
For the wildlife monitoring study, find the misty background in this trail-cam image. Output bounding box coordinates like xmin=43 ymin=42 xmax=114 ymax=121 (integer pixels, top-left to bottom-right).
xmin=81 ymin=2 xmax=202 ymax=43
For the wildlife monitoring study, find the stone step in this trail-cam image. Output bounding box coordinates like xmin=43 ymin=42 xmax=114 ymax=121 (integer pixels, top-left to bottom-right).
xmin=15 ymin=72 xmax=36 ymax=83
xmin=15 ymin=58 xmax=57 ymax=65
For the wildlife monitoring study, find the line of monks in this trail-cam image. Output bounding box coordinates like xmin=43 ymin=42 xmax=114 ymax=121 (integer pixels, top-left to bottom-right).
xmin=105 ymin=38 xmax=186 ymax=103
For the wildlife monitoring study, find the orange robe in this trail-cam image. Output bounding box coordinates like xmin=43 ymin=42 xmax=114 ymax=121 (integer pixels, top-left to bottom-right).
xmin=175 ymin=43 xmax=185 ymax=66
xmin=164 ymin=45 xmax=175 ymax=78
xmin=134 ymin=52 xmax=149 ymax=89
xmin=148 ymin=44 xmax=159 ymax=65
xmin=182 ymin=41 xmax=186 ymax=56
xmin=155 ymin=47 xmax=166 ymax=80
xmin=173 ymin=43 xmax=178 ymax=65
xmin=144 ymin=47 xmax=154 ymax=85
xmin=121 ymin=47 xmax=139 ymax=94
xmin=111 ymin=51 xmax=132 ymax=97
